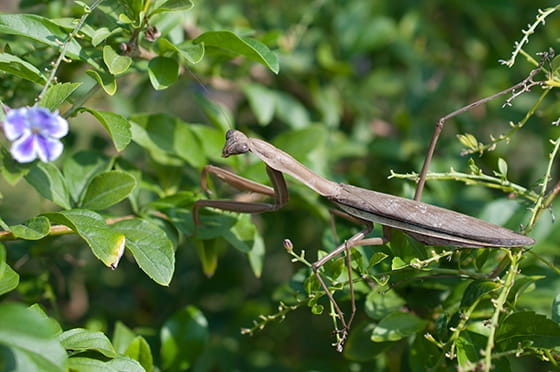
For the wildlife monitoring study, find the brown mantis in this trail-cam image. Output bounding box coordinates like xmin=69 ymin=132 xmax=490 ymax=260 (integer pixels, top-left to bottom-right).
xmin=193 ymin=128 xmax=536 ymax=351
xmin=191 ymin=50 xmax=549 ymax=353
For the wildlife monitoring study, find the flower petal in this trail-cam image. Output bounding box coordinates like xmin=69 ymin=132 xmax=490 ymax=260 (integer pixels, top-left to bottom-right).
xmin=10 ymin=132 xmax=38 ymax=163
xmin=29 ymin=107 xmax=68 ymax=138
xmin=35 ymin=135 xmax=64 ymax=162
xmin=4 ymin=107 xmax=30 ymax=140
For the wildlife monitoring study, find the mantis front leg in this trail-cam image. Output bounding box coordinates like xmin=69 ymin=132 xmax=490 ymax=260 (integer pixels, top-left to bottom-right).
xmin=192 ymin=164 xmax=288 ymax=226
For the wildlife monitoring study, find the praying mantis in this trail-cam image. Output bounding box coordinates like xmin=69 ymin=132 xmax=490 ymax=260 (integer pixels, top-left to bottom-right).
xmin=192 ymin=128 xmax=535 ymax=351
xmin=192 ymin=53 xmax=546 ymax=352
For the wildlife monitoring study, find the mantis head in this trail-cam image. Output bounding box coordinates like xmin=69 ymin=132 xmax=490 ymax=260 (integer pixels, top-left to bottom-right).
xmin=222 ymin=129 xmax=250 ymax=157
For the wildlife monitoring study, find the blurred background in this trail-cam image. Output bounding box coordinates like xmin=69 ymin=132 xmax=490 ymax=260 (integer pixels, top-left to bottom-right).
xmin=2 ymin=0 xmax=560 ymax=371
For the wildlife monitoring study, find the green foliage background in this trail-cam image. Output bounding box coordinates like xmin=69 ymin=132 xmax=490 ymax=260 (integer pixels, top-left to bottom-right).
xmin=0 ymin=0 xmax=559 ymax=371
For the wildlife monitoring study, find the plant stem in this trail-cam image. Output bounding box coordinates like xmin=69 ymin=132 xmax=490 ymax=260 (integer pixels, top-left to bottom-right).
xmin=483 ymin=250 xmax=521 ymax=372
xmin=35 ymin=0 xmax=104 ymax=104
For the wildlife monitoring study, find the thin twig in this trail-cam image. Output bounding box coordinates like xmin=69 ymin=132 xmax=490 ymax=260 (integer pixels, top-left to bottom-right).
xmin=35 ymin=0 xmax=104 ymax=104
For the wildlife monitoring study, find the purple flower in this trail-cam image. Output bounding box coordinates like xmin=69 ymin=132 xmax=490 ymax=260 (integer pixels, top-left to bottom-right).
xmin=2 ymin=106 xmax=68 ymax=163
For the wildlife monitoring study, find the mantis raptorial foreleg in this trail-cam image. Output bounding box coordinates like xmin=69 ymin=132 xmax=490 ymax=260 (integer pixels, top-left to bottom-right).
xmin=192 ymin=165 xmax=287 ymax=227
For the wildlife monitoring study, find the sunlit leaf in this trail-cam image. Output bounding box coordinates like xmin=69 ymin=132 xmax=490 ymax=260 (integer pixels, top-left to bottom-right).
xmin=81 ymin=108 xmax=132 ymax=151
xmin=460 ymin=280 xmax=499 ymax=308
xmin=63 ymin=151 xmax=113 ymax=204
xmin=150 ymin=0 xmax=194 ymax=15
xmin=59 ymin=329 xmax=116 ymax=358
xmin=0 ymin=14 xmax=100 ymax=68
xmin=111 ymin=218 xmax=175 ymax=286
xmin=0 ymin=303 xmax=66 ymax=372
xmin=9 ymin=216 xmax=50 ymax=240
xmin=43 ymin=210 xmax=126 ymax=269
xmin=158 ymin=38 xmax=204 ymax=64
xmin=103 ymin=45 xmax=132 ymax=75
xmin=371 ymin=312 xmax=428 ymax=342
xmin=24 ymin=162 xmax=71 ymax=210
xmin=194 ymin=30 xmax=279 ymax=73
xmin=495 ymin=311 xmax=560 ymax=350
xmin=0 ymin=52 xmax=46 ymax=84
xmin=81 ymin=170 xmax=137 ymax=210
xmin=38 ymin=82 xmax=82 ymax=111
xmin=86 ymin=70 xmax=117 ymax=96
xmin=148 ymin=57 xmax=179 ymax=90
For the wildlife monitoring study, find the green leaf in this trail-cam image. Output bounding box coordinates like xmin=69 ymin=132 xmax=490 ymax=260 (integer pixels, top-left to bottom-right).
xmin=0 ymin=244 xmax=19 ymax=295
xmin=82 ymin=108 xmax=132 ymax=151
xmin=63 ymin=151 xmax=113 ymax=204
xmin=148 ymin=56 xmax=179 ymax=90
xmin=9 ymin=216 xmax=50 ymax=240
xmin=107 ymin=355 xmax=145 ymax=372
xmin=243 ymin=84 xmax=276 ymax=125
xmin=24 ymin=162 xmax=71 ymax=210
xmin=158 ymin=38 xmax=204 ymax=64
xmin=408 ymin=331 xmax=442 ymax=372
xmin=365 ymin=290 xmax=406 ymax=320
xmin=391 ymin=256 xmax=407 ymax=270
xmin=553 ymin=294 xmax=560 ymax=323
xmin=66 ymin=357 xmax=117 ymax=372
xmin=59 ymin=329 xmax=116 ymax=358
xmin=246 ymin=229 xmax=265 ymax=278
xmin=111 ymin=218 xmax=175 ymax=286
xmin=189 ymin=124 xmax=227 ymax=162
xmin=460 ymin=280 xmax=499 ymax=308
xmin=150 ymin=0 xmax=194 ymax=15
xmin=0 ymin=52 xmax=46 ymax=84
xmin=160 ymin=306 xmax=208 ymax=371
xmin=130 ymin=113 xmax=206 ymax=168
xmin=0 ymin=147 xmax=33 ymax=184
xmin=0 ymin=303 xmax=66 ymax=372
xmin=195 ymin=240 xmax=219 ymax=277
xmin=273 ymin=91 xmax=311 ymax=129
xmin=194 ymin=31 xmax=279 ymax=74
xmin=497 ymin=157 xmax=508 ymax=178
xmin=81 ymin=171 xmax=137 ymax=210
xmin=495 ymin=311 xmax=560 ymax=350
xmin=0 ymin=14 xmax=100 ymax=68
xmin=38 ymin=82 xmax=82 ymax=111
xmin=0 ymin=242 xmax=6 ymax=278
xmin=371 ymin=312 xmax=428 ymax=342
xmin=368 ymin=251 xmax=389 ymax=268
xmin=192 ymin=93 xmax=232 ymax=133
xmin=0 ymin=264 xmax=19 ymax=295
xmin=457 ymin=133 xmax=479 ymax=151
xmin=124 ymin=336 xmax=153 ymax=372
xmin=112 ymin=322 xmax=136 ymax=354
xmin=455 ymin=331 xmax=487 ymax=369
xmin=103 ymin=45 xmax=132 ymax=75
xmin=86 ymin=69 xmax=117 ymax=96
xmin=344 ymin=322 xmax=393 ymax=362
xmin=44 ymin=210 xmax=126 ymax=269
xmin=119 ymin=0 xmax=144 ymax=22
xmin=91 ymin=27 xmax=121 ymax=47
